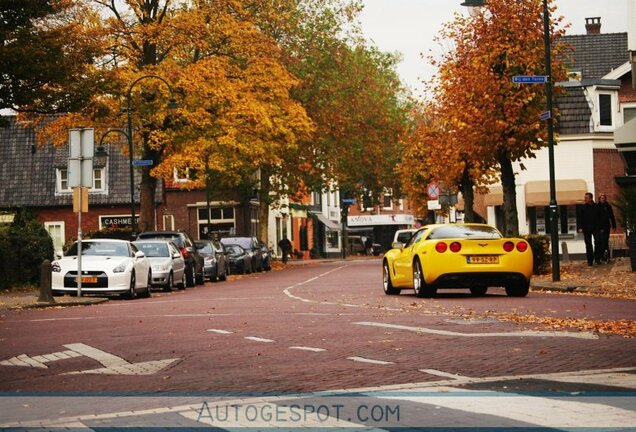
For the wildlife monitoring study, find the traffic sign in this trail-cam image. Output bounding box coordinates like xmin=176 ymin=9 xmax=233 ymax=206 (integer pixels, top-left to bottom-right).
xmin=427 ymin=182 xmax=440 ymax=200
xmin=133 ymin=159 xmax=153 ymax=167
xmin=342 ymin=198 xmax=356 ymax=205
xmin=512 ymin=75 xmax=549 ymax=84
xmin=540 ymin=110 xmax=552 ymax=121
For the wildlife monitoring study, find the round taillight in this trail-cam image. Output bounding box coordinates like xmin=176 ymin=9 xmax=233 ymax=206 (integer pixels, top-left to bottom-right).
xmin=449 ymin=242 xmax=462 ymax=253
xmin=516 ymin=241 xmax=528 ymax=252
xmin=435 ymin=242 xmax=447 ymax=253
xmin=503 ymin=241 xmax=515 ymax=252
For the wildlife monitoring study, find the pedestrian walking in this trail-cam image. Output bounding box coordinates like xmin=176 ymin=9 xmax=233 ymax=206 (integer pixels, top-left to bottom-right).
xmin=597 ymin=193 xmax=617 ymax=262
xmin=364 ymin=236 xmax=373 ymax=256
xmin=278 ymin=237 xmax=292 ymax=264
xmin=578 ymin=192 xmax=601 ymax=266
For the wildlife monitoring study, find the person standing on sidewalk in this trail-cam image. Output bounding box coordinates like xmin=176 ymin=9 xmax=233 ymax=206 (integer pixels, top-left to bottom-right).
xmin=278 ymin=237 xmax=292 ymax=264
xmin=597 ymin=193 xmax=617 ymax=262
xmin=578 ymin=192 xmax=601 ymax=266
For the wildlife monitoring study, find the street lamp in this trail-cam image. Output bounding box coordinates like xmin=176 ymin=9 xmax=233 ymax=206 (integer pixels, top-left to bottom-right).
xmin=126 ymin=75 xmax=178 ymax=236
xmin=461 ymin=0 xmax=560 ymax=281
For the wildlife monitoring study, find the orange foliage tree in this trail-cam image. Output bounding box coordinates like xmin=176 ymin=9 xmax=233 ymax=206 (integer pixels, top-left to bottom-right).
xmin=404 ymin=0 xmax=568 ymax=234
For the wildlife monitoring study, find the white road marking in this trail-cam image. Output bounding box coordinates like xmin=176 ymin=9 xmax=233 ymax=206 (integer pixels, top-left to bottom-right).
xmin=164 ymin=314 xmax=230 ymax=317
xmin=289 ymin=346 xmax=326 ymax=352
xmin=207 ymin=329 xmax=234 ymax=334
xmin=64 ymin=358 xmax=180 ymax=376
xmin=353 ymin=321 xmax=599 ymax=339
xmin=420 ymin=369 xmax=468 ymax=380
xmin=63 ymin=343 xmax=130 ymax=368
xmin=244 ymin=337 xmax=274 ymax=343
xmin=347 ymin=356 xmax=394 ymax=365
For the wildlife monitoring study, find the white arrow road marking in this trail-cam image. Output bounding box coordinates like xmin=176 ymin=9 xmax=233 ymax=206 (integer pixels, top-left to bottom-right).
xmin=64 ymin=358 xmax=180 ymax=376
xmin=1 ymin=343 xmax=180 ymax=376
xmin=354 ymin=321 xmax=599 ymax=339
xmin=1 ymin=350 xmax=82 ymax=369
xmin=347 ymin=356 xmax=394 ymax=365
xmin=63 ymin=343 xmax=130 ymax=368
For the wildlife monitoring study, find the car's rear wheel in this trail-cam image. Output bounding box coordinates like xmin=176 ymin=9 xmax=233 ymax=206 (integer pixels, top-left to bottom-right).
xmin=383 ymin=261 xmax=400 ymax=295
xmin=505 ymin=280 xmax=530 ymax=297
xmin=186 ymin=265 xmax=195 ymax=287
xmin=140 ymin=270 xmax=152 ymax=298
xmin=413 ymin=259 xmax=436 ymax=298
xmin=470 ymin=286 xmax=488 ymax=296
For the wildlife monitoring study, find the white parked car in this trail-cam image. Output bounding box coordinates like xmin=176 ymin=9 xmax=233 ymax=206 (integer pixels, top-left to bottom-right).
xmin=51 ymin=239 xmax=151 ymax=299
xmin=133 ymin=240 xmax=186 ymax=291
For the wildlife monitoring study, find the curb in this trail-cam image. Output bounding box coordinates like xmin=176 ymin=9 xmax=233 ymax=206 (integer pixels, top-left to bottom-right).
xmin=9 ymin=297 xmax=109 ymax=310
xmin=530 ymin=283 xmax=589 ymax=293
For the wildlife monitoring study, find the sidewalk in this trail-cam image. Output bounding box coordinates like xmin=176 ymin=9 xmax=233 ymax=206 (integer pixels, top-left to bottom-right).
xmin=0 ymin=287 xmax=108 ymax=311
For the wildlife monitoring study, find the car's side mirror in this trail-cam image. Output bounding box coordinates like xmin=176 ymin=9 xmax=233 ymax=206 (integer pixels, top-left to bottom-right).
xmin=172 ymin=253 xmax=182 ymax=259
xmin=135 ymin=251 xmax=145 ymax=258
xmin=391 ymin=241 xmax=405 ymax=250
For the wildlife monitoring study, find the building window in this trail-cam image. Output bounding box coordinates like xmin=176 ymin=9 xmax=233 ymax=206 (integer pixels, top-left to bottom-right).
xmin=624 ymin=106 xmax=636 ymax=124
xmin=173 ymin=167 xmax=198 ymax=183
xmin=44 ymin=222 xmax=65 ymax=254
xmin=250 ymin=206 xmax=259 ymax=236
xmin=163 ymin=214 xmax=174 ymax=231
xmin=56 ymin=168 xmax=105 ymax=193
xmin=326 ymin=230 xmax=339 ymax=249
xmin=383 ymin=189 xmax=393 ymax=210
xmin=599 ymin=94 xmax=612 ymax=127
xmin=198 ymin=207 xmax=235 ymax=239
xmin=528 ymin=205 xmax=579 ymax=237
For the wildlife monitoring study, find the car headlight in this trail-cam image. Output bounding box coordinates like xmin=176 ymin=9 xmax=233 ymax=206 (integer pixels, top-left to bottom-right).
xmin=51 ymin=262 xmax=61 ymax=273
xmin=152 ymin=264 xmax=168 ymax=272
xmin=113 ymin=262 xmax=128 ymax=273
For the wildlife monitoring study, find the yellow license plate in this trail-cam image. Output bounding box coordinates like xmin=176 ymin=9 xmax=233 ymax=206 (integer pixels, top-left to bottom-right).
xmin=467 ymin=256 xmax=499 ymax=264
xmin=76 ymin=276 xmax=97 ymax=283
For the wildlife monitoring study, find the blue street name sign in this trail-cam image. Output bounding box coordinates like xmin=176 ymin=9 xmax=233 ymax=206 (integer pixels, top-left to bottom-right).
xmin=540 ymin=111 xmax=552 ymax=121
xmin=342 ymin=198 xmax=356 ymax=205
xmin=512 ymin=75 xmax=549 ymax=84
xmin=132 ymin=159 xmax=153 ymax=167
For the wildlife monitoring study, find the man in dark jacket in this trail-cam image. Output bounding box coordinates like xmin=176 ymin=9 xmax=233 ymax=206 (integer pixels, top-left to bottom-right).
xmin=278 ymin=237 xmax=292 ymax=264
xmin=578 ymin=192 xmax=601 ymax=265
xmin=597 ymin=193 xmax=617 ymax=262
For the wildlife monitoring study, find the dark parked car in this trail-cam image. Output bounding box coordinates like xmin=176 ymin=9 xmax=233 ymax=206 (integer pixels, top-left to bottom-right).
xmin=224 ymin=244 xmax=252 ymax=274
xmin=137 ymin=231 xmax=204 ymax=287
xmin=220 ymin=236 xmax=263 ymax=272
xmin=195 ymin=240 xmax=229 ymax=282
xmin=259 ymin=241 xmax=273 ymax=271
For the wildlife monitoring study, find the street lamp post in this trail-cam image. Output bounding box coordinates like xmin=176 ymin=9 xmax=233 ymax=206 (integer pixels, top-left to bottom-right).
xmin=125 ymin=75 xmax=178 ymax=237
xmin=461 ymin=0 xmax=560 ymax=281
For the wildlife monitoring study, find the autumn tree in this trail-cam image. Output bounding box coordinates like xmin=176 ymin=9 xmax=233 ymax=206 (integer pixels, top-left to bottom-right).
xmin=428 ymin=0 xmax=568 ymax=235
xmin=0 ymin=0 xmax=104 ymax=115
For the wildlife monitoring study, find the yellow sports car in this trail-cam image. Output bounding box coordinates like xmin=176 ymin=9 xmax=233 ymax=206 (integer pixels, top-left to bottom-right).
xmin=383 ymin=223 xmax=533 ymax=298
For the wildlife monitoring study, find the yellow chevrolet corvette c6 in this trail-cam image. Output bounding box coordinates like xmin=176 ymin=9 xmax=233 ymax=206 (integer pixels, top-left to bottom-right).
xmin=382 ymin=224 xmax=533 ymax=298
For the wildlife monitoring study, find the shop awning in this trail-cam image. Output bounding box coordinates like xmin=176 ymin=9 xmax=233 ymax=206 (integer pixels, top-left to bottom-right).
xmin=525 ymin=179 xmax=587 ymax=206
xmin=313 ymin=212 xmax=341 ymax=231
xmin=483 ymin=186 xmax=503 ymax=207
xmin=615 ymin=118 xmax=636 ymax=175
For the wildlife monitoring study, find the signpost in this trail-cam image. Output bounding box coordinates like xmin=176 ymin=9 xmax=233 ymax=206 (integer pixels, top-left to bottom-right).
xmin=512 ymin=75 xmax=549 ymax=84
xmin=540 ymin=110 xmax=552 ymax=121
xmin=68 ymin=128 xmax=95 ymax=297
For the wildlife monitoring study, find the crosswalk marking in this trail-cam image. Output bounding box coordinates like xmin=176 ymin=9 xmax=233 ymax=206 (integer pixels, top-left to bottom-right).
xmin=207 ymin=329 xmax=234 ymax=334
xmin=347 ymin=356 xmax=394 ymax=365
xmin=244 ymin=336 xmax=274 ymax=343
xmin=289 ymin=346 xmax=326 ymax=352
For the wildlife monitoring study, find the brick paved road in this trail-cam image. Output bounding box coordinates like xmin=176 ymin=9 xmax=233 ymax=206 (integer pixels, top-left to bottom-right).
xmin=0 ymin=259 xmax=634 ymax=428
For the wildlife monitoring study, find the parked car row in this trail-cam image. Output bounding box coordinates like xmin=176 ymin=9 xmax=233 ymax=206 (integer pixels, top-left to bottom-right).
xmin=50 ymin=232 xmax=274 ymax=298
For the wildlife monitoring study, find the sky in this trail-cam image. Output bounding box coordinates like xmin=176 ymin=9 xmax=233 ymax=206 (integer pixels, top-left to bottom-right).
xmin=358 ymin=0 xmax=631 ymax=97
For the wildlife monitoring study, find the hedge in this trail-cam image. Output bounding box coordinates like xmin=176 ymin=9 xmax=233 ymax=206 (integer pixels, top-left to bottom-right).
xmin=523 ymin=234 xmax=551 ymax=275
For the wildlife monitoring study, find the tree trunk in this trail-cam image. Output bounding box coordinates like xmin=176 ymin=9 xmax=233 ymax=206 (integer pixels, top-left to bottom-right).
xmin=499 ymin=151 xmax=519 ymax=237
xmin=257 ymin=166 xmax=273 ymax=243
xmin=460 ymin=168 xmax=476 ymax=223
xmin=139 ymin=167 xmax=157 ymax=233
xmin=341 ymin=203 xmax=349 ymax=258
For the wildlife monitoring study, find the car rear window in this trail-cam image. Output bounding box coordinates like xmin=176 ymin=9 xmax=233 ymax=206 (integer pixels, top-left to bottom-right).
xmin=225 ymin=245 xmax=243 ymax=256
xmin=222 ymin=237 xmax=251 ymax=249
xmin=196 ymin=243 xmax=214 ymax=254
xmin=427 ymin=225 xmax=502 ymax=240
xmin=139 ymin=233 xmax=184 ymax=247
